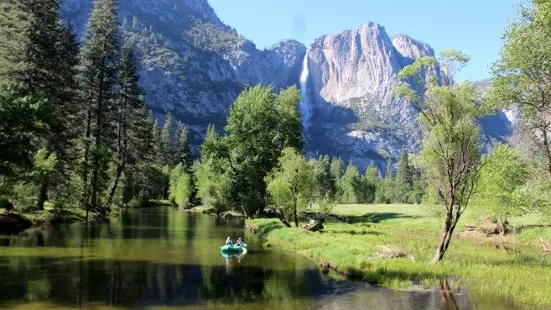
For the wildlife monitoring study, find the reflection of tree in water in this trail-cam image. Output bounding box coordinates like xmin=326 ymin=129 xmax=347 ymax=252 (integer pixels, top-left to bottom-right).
xmin=439 ymin=280 xmax=460 ymax=310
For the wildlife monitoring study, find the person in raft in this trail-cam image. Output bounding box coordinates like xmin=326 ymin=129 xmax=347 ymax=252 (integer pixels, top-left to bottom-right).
xmin=236 ymin=237 xmax=244 ymax=247
xmin=225 ymin=236 xmax=232 ymax=246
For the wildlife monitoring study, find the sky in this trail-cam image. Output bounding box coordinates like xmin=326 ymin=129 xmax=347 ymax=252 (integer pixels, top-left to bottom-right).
xmin=208 ymin=0 xmax=526 ymax=82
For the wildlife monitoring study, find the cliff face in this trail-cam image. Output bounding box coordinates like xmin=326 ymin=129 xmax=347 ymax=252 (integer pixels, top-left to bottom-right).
xmin=304 ymin=23 xmax=438 ymax=169
xmin=61 ymin=0 xmax=306 ymax=149
xmin=61 ymin=1 xmax=510 ymax=169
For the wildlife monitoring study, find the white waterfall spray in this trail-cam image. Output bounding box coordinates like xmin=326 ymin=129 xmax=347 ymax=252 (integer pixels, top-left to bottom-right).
xmin=299 ymin=52 xmax=312 ymax=131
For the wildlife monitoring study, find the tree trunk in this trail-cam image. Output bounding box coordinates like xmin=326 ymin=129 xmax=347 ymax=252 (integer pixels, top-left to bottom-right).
xmin=82 ymin=106 xmax=92 ymax=222
xmin=431 ymin=210 xmax=454 ymax=264
xmin=278 ymin=210 xmax=291 ymax=227
xmin=91 ymin=55 xmax=107 ymax=212
xmin=542 ymin=127 xmax=551 ymax=179
xmin=36 ymin=179 xmax=48 ymax=210
xmin=293 ymin=199 xmax=299 ymax=228
xmin=106 ymin=162 xmax=125 ymax=207
xmin=439 ymin=280 xmax=459 ymax=310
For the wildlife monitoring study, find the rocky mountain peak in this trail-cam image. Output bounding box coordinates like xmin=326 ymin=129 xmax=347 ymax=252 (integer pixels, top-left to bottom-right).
xmin=59 ymin=3 xmax=511 ymax=169
xmin=391 ymin=34 xmax=434 ymax=61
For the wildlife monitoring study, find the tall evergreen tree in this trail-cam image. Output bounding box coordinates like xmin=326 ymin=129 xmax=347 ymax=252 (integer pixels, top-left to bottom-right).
xmin=312 ymin=155 xmax=336 ymax=201
xmin=365 ymin=163 xmax=381 ymax=204
xmin=106 ymin=44 xmax=147 ymax=206
xmin=395 ymin=150 xmax=413 ymax=203
xmin=365 ymin=163 xmax=381 ymax=188
xmin=78 ymin=0 xmax=120 ymax=217
xmin=151 ymin=117 xmax=163 ymax=165
xmin=0 ymin=86 xmax=49 ymax=177
xmin=0 ymin=1 xmax=81 ymax=209
xmin=36 ymin=23 xmax=81 ymax=210
xmin=339 ymin=162 xmax=363 ymax=204
xmin=330 ymin=157 xmax=345 ymax=183
xmin=0 ymin=0 xmax=28 ymax=86
xmin=177 ymin=122 xmax=192 ymax=172
xmin=161 ymin=112 xmax=175 ymax=166
xmin=379 ymin=158 xmax=395 ymax=203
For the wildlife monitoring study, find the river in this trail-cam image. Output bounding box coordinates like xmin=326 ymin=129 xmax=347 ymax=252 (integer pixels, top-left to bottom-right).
xmin=0 ymin=207 xmax=517 ymax=309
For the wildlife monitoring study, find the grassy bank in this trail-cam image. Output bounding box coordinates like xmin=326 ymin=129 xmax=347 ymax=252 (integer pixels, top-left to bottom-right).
xmin=0 ymin=202 xmax=111 ymax=235
xmin=247 ymin=204 xmax=551 ymax=309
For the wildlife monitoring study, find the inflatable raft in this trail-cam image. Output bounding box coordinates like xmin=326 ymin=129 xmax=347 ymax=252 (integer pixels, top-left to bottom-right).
xmin=220 ymin=243 xmax=248 ymax=252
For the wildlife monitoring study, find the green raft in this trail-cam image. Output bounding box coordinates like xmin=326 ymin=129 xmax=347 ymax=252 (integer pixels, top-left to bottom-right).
xmin=220 ymin=243 xmax=248 ymax=252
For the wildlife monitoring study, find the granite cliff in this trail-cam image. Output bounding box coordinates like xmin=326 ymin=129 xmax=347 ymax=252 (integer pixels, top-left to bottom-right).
xmin=61 ymin=0 xmax=511 ymax=170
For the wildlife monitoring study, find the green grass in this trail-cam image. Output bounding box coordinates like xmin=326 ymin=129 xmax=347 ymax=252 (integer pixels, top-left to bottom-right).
xmin=248 ymin=204 xmax=551 ymax=309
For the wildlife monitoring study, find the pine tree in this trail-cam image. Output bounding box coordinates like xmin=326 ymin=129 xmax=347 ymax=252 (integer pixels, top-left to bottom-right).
xmin=18 ymin=0 xmax=62 ymax=94
xmin=395 ymin=150 xmax=413 ymax=203
xmin=0 ymin=0 xmax=28 ymax=86
xmin=380 ymin=158 xmax=395 ymax=204
xmin=365 ymin=163 xmax=381 ymax=187
xmin=201 ymin=124 xmax=222 ymax=159
xmin=161 ymin=112 xmax=175 ymax=166
xmin=78 ymin=0 xmax=120 ymax=217
xmin=313 ymin=155 xmax=336 ymax=201
xmin=36 ymin=22 xmax=81 ymax=210
xmin=0 ymin=1 xmax=81 ymax=209
xmin=177 ymin=122 xmax=192 ymax=172
xmin=365 ymin=163 xmax=381 ymax=204
xmin=151 ymin=117 xmax=163 ymax=165
xmin=106 ymin=44 xmax=147 ymax=206
xmin=330 ymin=157 xmax=345 ymax=183
xmin=339 ymin=162 xmax=362 ymax=204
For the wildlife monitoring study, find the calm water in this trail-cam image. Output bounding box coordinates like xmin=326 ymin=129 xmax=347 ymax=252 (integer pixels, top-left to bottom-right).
xmin=0 ymin=208 xmax=516 ymax=309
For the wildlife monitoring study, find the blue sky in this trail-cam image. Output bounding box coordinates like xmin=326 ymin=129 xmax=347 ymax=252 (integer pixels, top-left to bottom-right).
xmin=208 ymin=0 xmax=525 ymax=82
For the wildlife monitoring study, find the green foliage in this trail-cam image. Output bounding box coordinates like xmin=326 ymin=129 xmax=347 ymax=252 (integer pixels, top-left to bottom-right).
xmin=78 ymin=0 xmax=120 ymax=211
xmin=376 ymin=159 xmax=396 ymax=204
xmin=161 ymin=113 xmax=176 ymax=166
xmin=195 ymin=157 xmax=231 ymax=214
xmin=174 ymin=172 xmax=192 ymax=208
xmin=168 ymin=164 xmax=184 ymax=204
xmin=489 ymin=1 xmax=551 ymax=179
xmin=152 ymin=118 xmax=163 ymax=166
xmin=397 ymin=50 xmax=484 ymax=263
xmin=184 ymin=20 xmax=245 ymax=52
xmin=248 ymin=204 xmax=551 ymax=309
xmin=195 ymin=124 xmax=231 ymax=214
xmin=224 ymin=86 xmax=303 ymax=216
xmin=0 ymin=86 xmax=50 ymax=177
xmin=472 ymin=144 xmax=529 ymax=233
xmin=266 ymin=148 xmax=314 ymax=227
xmin=177 ymin=122 xmax=192 ymax=171
xmin=395 ymin=150 xmax=413 ymax=203
xmin=89 ymin=146 xmax=114 ymax=204
xmin=365 ymin=163 xmax=382 ymax=204
xmin=31 ymin=148 xmax=57 ymax=183
xmin=338 ymin=163 xmax=363 ymax=204
xmin=311 ymin=155 xmax=336 ymax=201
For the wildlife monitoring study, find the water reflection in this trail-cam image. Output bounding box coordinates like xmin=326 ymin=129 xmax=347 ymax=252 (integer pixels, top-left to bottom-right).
xmin=0 ymin=208 xmax=523 ymax=309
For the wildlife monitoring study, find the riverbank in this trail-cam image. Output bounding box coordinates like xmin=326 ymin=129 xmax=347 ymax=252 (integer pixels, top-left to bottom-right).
xmin=0 ymin=205 xmax=110 ymax=235
xmin=247 ymin=204 xmax=551 ymax=309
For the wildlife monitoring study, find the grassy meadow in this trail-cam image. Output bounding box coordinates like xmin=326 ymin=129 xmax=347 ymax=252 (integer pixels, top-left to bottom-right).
xmin=247 ymin=204 xmax=551 ymax=309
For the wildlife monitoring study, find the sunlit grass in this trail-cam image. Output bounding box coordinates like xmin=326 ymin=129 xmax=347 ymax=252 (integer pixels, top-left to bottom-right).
xmin=248 ymin=204 xmax=551 ymax=309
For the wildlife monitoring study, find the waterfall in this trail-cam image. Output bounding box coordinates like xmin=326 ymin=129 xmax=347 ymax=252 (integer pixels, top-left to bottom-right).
xmin=299 ymin=52 xmax=312 ymax=131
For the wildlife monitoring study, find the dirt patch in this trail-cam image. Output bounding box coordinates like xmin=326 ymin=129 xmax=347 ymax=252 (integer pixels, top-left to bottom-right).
xmin=374 ymin=245 xmax=414 ymax=261
xmin=0 ymin=213 xmax=32 ymax=234
xmin=456 ymin=230 xmax=489 ymax=239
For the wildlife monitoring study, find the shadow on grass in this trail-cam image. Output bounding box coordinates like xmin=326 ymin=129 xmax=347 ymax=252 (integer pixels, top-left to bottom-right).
xmin=344 ymin=212 xmax=419 ymax=224
xmin=328 ymin=230 xmax=386 ymax=236
xmin=256 ymin=221 xmax=285 ymax=235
